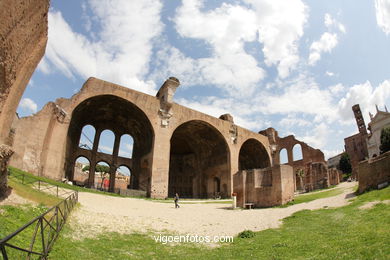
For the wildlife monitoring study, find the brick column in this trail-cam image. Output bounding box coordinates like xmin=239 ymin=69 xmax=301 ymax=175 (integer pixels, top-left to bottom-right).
xmin=109 ymin=134 xmax=121 ymax=192
xmin=88 ymin=128 xmax=102 ymax=188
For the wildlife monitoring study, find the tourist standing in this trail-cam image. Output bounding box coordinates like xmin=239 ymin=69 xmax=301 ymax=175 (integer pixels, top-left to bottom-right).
xmin=174 ymin=193 xmax=180 ymax=208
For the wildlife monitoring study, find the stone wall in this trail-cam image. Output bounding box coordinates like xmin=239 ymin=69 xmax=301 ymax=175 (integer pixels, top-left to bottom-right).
xmin=358 ymin=151 xmax=390 ymax=193
xmin=0 ymin=0 xmax=49 ymax=144
xmin=10 ymin=77 xmax=272 ymax=198
xmin=0 ymin=0 xmax=49 ymax=196
xmin=260 ymin=127 xmax=328 ymax=192
xmin=328 ymin=167 xmax=342 ymax=186
xmin=233 ymin=165 xmax=294 ymax=208
xmin=304 ymin=162 xmax=329 ymax=191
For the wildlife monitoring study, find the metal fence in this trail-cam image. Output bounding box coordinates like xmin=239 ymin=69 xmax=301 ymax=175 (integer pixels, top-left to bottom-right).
xmin=9 ymin=171 xmax=75 ymax=198
xmin=1 ymin=173 xmax=78 ymax=259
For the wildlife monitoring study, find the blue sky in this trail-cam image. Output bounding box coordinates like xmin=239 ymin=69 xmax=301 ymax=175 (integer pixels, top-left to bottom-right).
xmin=17 ymin=0 xmax=390 ymax=159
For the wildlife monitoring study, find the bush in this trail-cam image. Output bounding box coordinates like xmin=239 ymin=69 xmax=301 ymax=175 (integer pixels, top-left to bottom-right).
xmin=238 ymin=230 xmax=255 ymax=238
xmin=339 ymin=153 xmax=352 ymax=174
xmin=380 ymin=127 xmax=390 ymax=154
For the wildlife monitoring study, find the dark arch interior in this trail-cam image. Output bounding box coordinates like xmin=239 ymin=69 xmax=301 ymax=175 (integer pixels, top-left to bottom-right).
xmin=65 ymin=95 xmax=154 ymax=193
xmin=168 ymin=121 xmax=230 ymax=198
xmin=239 ymin=139 xmax=270 ymax=170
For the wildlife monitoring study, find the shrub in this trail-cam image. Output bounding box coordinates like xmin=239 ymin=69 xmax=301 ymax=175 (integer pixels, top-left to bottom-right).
xmin=238 ymin=230 xmax=255 ymax=238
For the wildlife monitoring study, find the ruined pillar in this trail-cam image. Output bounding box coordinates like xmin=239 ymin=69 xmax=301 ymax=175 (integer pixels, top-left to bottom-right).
xmin=88 ymin=128 xmax=102 ymax=188
xmin=150 ymin=77 xmax=180 ymax=198
xmin=287 ymin=148 xmax=294 ymax=163
xmin=0 ymin=145 xmax=13 ymax=197
xmin=109 ymin=134 xmax=121 ymax=192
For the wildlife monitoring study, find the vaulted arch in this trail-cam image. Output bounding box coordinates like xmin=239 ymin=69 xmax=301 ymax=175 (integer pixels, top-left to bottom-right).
xmin=168 ymin=120 xmax=230 ymax=198
xmin=239 ymin=138 xmax=270 ymax=170
xmin=65 ymin=95 xmax=154 ymax=193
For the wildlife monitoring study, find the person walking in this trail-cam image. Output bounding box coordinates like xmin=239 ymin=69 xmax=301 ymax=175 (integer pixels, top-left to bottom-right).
xmin=174 ymin=193 xmax=180 ymax=208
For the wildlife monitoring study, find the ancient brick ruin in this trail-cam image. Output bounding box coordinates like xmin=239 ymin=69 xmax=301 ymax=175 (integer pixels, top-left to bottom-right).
xmin=0 ymin=0 xmax=49 ymax=196
xmin=1 ymin=0 xmax=342 ymax=207
xmin=259 ymin=128 xmax=340 ymax=192
xmin=358 ymin=151 xmax=390 ymax=193
xmin=344 ymin=104 xmax=369 ymax=179
xmin=10 ymin=77 xmax=279 ymax=201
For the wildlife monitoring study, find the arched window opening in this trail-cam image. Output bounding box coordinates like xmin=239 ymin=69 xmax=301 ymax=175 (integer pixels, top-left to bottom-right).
xmin=95 ymin=161 xmax=111 ymax=191
xmin=293 ymin=144 xmax=303 ymax=161
xmin=119 ymin=134 xmax=134 ymax=158
xmin=73 ymin=156 xmax=90 ymax=186
xmin=239 ymin=139 xmax=270 ymax=171
xmin=78 ymin=125 xmax=95 ymax=150
xmin=169 ymin=120 xmax=230 ymax=199
xmin=115 ymin=165 xmax=131 ymax=191
xmin=98 ymin=129 xmax=115 ymax=155
xmin=280 ymin=148 xmax=288 ymax=164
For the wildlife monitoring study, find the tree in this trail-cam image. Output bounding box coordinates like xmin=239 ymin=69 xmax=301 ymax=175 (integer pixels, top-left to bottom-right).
xmin=82 ymin=164 xmax=110 ymax=173
xmin=379 ymin=127 xmax=390 ymax=154
xmin=339 ymin=153 xmax=352 ymax=175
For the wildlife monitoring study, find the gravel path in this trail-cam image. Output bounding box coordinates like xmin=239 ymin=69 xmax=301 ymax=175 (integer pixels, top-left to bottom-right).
xmin=0 ymin=191 xmax=36 ymax=206
xmin=68 ymin=182 xmax=357 ymax=239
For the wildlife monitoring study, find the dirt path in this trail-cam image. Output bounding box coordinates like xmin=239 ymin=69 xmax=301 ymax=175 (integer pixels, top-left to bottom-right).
xmin=68 ymin=182 xmax=357 ymax=239
xmin=0 ymin=191 xmax=36 ymax=206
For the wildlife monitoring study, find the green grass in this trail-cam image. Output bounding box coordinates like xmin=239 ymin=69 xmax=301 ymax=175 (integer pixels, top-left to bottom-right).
xmin=9 ymin=167 xmax=232 ymax=204
xmin=8 ymin=177 xmax=62 ymax=206
xmin=48 ymin=186 xmax=390 ymax=259
xmin=0 ymin=204 xmax=49 ymax=259
xmin=1 ymin=174 xmax=66 ymax=259
xmin=9 ymin=166 xmax=124 ymax=197
xmin=277 ymin=187 xmax=346 ymax=208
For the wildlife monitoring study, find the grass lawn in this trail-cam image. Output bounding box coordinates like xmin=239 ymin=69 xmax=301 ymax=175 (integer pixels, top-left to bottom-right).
xmin=48 ymin=186 xmax=390 ymax=260
xmin=9 ymin=166 xmax=124 ymax=197
xmin=276 ymin=186 xmax=346 ymax=208
xmin=0 ymin=174 xmax=65 ymax=259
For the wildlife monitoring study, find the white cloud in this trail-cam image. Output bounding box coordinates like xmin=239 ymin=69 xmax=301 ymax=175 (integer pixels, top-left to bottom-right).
xmin=44 ymin=0 xmax=163 ymax=94
xmin=322 ymin=149 xmax=343 ymax=160
xmin=375 ymin=0 xmax=390 ymax=35
xmin=309 ymin=32 xmax=338 ymax=65
xmin=337 ymin=80 xmax=390 ymax=122
xmin=298 ymin=122 xmax=329 ymax=149
xmin=172 ymin=0 xmax=265 ymax=95
xmin=19 ymin=98 xmax=38 ymax=113
xmin=329 ymin=83 xmax=345 ymax=95
xmin=324 ymin=13 xmax=346 ymax=33
xmin=176 ymin=97 xmax=266 ymax=131
xmin=309 ymin=14 xmax=345 ymax=66
xmin=279 ymin=115 xmax=311 ymax=128
xmin=325 ymin=71 xmax=334 ymax=77
xmin=99 ymin=145 xmax=113 ymax=154
xmin=245 ymin=0 xmax=308 ymax=78
xmin=37 ymin=57 xmax=51 ymax=75
xmin=258 ymin=74 xmax=337 ymax=121
xmin=159 ymin=0 xmax=308 ymax=95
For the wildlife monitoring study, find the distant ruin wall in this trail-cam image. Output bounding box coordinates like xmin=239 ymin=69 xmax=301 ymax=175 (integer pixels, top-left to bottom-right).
xmin=233 ymin=165 xmax=294 ymax=208
xmin=328 ymin=167 xmax=342 ymax=186
xmin=304 ymin=162 xmax=329 ymax=191
xmin=358 ymin=151 xmax=390 ymax=193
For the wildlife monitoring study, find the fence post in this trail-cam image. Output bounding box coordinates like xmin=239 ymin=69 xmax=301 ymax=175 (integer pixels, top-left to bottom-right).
xmin=57 ymin=185 xmax=59 ymax=197
xmin=40 ymin=217 xmax=47 ymax=258
xmin=38 ymin=180 xmax=40 ymax=190
xmin=0 ymin=244 xmax=8 ymax=260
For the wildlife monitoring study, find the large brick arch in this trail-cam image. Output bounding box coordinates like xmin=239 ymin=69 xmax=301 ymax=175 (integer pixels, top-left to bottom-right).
xmin=168 ymin=120 xmax=231 ymax=198
xmin=64 ymin=93 xmax=155 ymax=193
xmin=10 ymin=77 xmax=273 ymax=198
xmin=238 ymin=138 xmax=271 ymax=170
